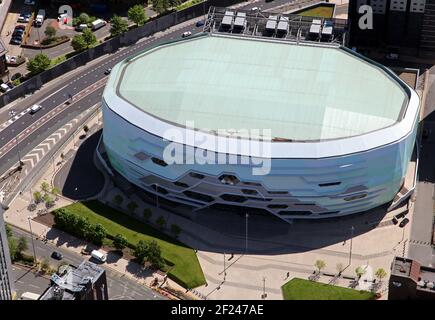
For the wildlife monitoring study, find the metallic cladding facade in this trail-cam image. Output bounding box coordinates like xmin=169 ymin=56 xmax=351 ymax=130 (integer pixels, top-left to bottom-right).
xmin=101 ymin=36 xmax=420 ymax=222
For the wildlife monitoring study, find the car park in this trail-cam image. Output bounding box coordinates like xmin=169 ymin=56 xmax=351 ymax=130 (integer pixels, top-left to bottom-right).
xmin=182 ymin=31 xmax=192 ymax=37
xmin=399 ymin=218 xmax=410 ymax=228
xmin=51 ymin=251 xmax=63 ymax=260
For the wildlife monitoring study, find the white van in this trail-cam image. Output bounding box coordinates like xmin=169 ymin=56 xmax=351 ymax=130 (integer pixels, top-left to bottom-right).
xmin=30 ymin=104 xmax=42 ymax=114
xmin=91 ymin=19 xmax=106 ymax=31
xmin=21 ymin=292 xmax=40 ymax=300
xmin=0 ymin=83 xmax=10 ymax=93
xmin=91 ymin=250 xmax=107 ymax=263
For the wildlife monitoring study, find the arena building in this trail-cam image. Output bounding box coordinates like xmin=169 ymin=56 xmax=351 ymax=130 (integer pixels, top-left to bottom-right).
xmin=99 ymin=32 xmax=420 ymax=222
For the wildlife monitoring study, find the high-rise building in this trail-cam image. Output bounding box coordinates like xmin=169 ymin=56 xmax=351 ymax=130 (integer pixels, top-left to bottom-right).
xmin=0 ymin=204 xmax=14 ymax=300
xmin=349 ymin=0 xmax=435 ymax=55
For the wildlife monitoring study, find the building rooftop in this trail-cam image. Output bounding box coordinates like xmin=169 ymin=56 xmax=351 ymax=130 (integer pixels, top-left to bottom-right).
xmin=40 ymin=260 xmax=105 ymax=300
xmin=115 ymin=34 xmax=408 ymax=141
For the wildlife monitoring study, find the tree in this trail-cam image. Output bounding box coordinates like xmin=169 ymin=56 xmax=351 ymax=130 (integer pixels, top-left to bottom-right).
xmin=33 ymin=191 xmax=43 ymax=203
xmin=17 ymin=236 xmax=28 ymax=253
xmin=51 ymin=187 xmax=60 ymax=197
xmin=375 ymin=268 xmax=387 ymax=282
xmin=151 ymin=0 xmax=170 ymax=14
xmin=42 ymin=193 xmax=52 ymax=203
xmin=314 ymin=260 xmax=326 ymax=274
xmin=113 ymin=234 xmax=128 ymax=251
xmin=143 ymin=208 xmax=152 ymax=221
xmin=170 ymin=224 xmax=181 ymax=238
xmin=41 ymin=182 xmax=50 ymax=193
xmin=71 ymin=34 xmax=87 ymax=52
xmin=78 ymin=13 xmax=90 ymax=25
xmin=8 ymin=237 xmax=19 ymax=261
xmin=128 ymin=4 xmax=147 ymax=26
xmin=82 ymin=29 xmax=97 ymax=48
xmin=134 ymin=240 xmax=148 ymax=264
xmin=146 ymin=240 xmax=164 ymax=269
xmin=113 ymin=195 xmax=124 ymax=207
xmin=355 ymin=266 xmax=366 ymax=278
xmin=44 ymin=26 xmax=57 ymax=39
xmin=5 ymin=224 xmax=12 ymax=238
xmin=156 ymin=216 xmax=166 ymax=230
xmin=40 ymin=258 xmax=50 ymax=273
xmin=89 ymin=223 xmax=107 ymax=245
xmin=127 ymin=201 xmax=138 ymax=213
xmin=336 ymin=263 xmax=344 ymax=276
xmin=110 ymin=15 xmax=129 ymax=37
xmin=27 ymin=54 xmax=51 ymax=75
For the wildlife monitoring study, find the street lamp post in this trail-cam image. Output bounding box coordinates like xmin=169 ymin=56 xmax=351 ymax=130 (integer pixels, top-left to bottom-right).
xmin=348 ymin=226 xmax=355 ymax=266
xmin=27 ymin=216 xmax=37 ymax=264
xmin=262 ymin=277 xmax=267 ymax=299
xmin=245 ymin=213 xmax=249 ymax=253
xmin=223 ymin=252 xmax=226 ymax=281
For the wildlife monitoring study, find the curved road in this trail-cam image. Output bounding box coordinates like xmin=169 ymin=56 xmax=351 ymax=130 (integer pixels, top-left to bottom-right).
xmin=0 ymin=0 xmax=293 ymax=179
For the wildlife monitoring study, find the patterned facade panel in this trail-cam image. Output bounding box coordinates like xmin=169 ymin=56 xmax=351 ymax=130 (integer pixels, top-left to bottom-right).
xmin=102 ymin=102 xmax=418 ymax=220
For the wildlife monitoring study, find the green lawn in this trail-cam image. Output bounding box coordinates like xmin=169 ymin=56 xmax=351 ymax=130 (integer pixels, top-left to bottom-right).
xmin=282 ymin=278 xmax=376 ymax=300
xmin=176 ymin=0 xmax=205 ymax=11
xmin=297 ymin=6 xmax=334 ymax=19
xmin=58 ymin=201 xmax=206 ymax=289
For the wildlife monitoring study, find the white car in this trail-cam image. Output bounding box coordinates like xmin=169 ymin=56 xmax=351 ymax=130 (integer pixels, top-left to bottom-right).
xmin=251 ymin=7 xmax=260 ymax=11
xmin=30 ymin=104 xmax=42 ymax=114
xmin=182 ymin=31 xmax=192 ymax=38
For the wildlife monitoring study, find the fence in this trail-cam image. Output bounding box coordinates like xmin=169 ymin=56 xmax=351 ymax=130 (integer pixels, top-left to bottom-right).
xmin=0 ymin=0 xmax=247 ymax=108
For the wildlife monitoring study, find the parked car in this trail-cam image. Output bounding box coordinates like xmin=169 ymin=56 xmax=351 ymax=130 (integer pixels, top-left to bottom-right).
xmin=11 ymin=73 xmax=22 ymax=81
xmin=196 ymin=20 xmax=205 ymax=27
xmin=10 ymin=38 xmax=22 ymax=45
xmin=399 ymin=218 xmax=410 ymax=228
xmin=15 ymin=25 xmax=26 ymax=30
xmin=182 ymin=31 xmax=192 ymax=38
xmin=51 ymin=251 xmax=63 ymax=260
xmin=392 ymin=217 xmax=399 ymax=225
xmin=0 ymin=83 xmax=10 ymax=93
xmin=6 ymin=82 xmax=14 ymax=89
xmin=75 ymin=23 xmax=88 ymax=31
xmin=17 ymin=13 xmax=31 ymax=23
xmin=12 ymin=30 xmax=24 ymax=38
xmin=104 ymin=68 xmax=111 ymax=75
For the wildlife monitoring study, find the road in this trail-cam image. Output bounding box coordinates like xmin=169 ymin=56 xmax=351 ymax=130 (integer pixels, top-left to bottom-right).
xmin=11 ymin=226 xmax=166 ymax=300
xmin=0 ymin=0 xmax=294 ymax=178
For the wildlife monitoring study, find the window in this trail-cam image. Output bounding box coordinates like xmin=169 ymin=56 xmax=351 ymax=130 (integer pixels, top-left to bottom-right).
xmin=318 ymin=182 xmax=341 ymax=187
xmin=243 ymin=181 xmax=262 ymax=187
xmin=319 ymin=211 xmax=340 ymax=215
xmin=151 ymin=184 xmax=168 ymax=195
xmin=294 ymin=202 xmax=315 ymax=206
xmin=219 ymin=174 xmax=240 ymax=185
xmin=278 ymin=211 xmax=312 ymax=216
xmin=241 ymin=189 xmax=258 ymax=195
xmin=183 ymin=190 xmax=214 ymax=203
xmin=174 ymin=181 xmax=189 ymax=188
xmin=267 ymin=204 xmax=288 ymax=209
xmin=189 ymin=172 xmax=205 ymax=179
xmin=151 ymin=157 xmax=168 ymax=167
xmin=220 ymin=194 xmax=247 ymax=203
xmin=344 ymin=194 xmax=367 ymax=201
xmin=268 ymin=191 xmax=288 ymax=195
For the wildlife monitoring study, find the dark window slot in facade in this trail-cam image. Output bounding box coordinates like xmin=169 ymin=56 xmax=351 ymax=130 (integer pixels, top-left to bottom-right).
xmin=318 ymin=211 xmax=340 ymax=215
xmin=241 ymin=189 xmax=258 ymax=195
xmin=344 ymin=194 xmax=367 ymax=201
xmin=318 ymin=182 xmax=341 ymax=187
xmin=294 ymin=202 xmax=315 ymax=206
xmin=268 ymin=191 xmax=288 ymax=195
xmin=183 ymin=190 xmax=214 ymax=203
xmin=151 ymin=157 xmax=168 ymax=167
xmin=243 ymin=182 xmax=262 ymax=187
xmin=267 ymin=204 xmax=288 ymax=209
xmin=151 ymin=184 xmax=168 ymax=195
xmin=189 ymin=172 xmax=205 ymax=179
xmin=278 ymin=210 xmax=312 ymax=216
xmin=220 ymin=194 xmax=247 ymax=203
xmin=174 ymin=181 xmax=189 ymax=188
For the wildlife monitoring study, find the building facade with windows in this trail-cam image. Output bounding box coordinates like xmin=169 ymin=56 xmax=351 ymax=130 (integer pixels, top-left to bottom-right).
xmin=0 ymin=205 xmax=14 ymax=300
xmin=349 ymin=0 xmax=435 ymax=55
xmin=100 ymin=33 xmax=420 ymax=222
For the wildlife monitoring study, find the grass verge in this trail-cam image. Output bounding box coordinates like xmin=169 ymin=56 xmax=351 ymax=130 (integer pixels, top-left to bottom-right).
xmin=281 ymin=278 xmax=376 ymax=300
xmin=57 ymin=200 xmax=206 ymax=289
